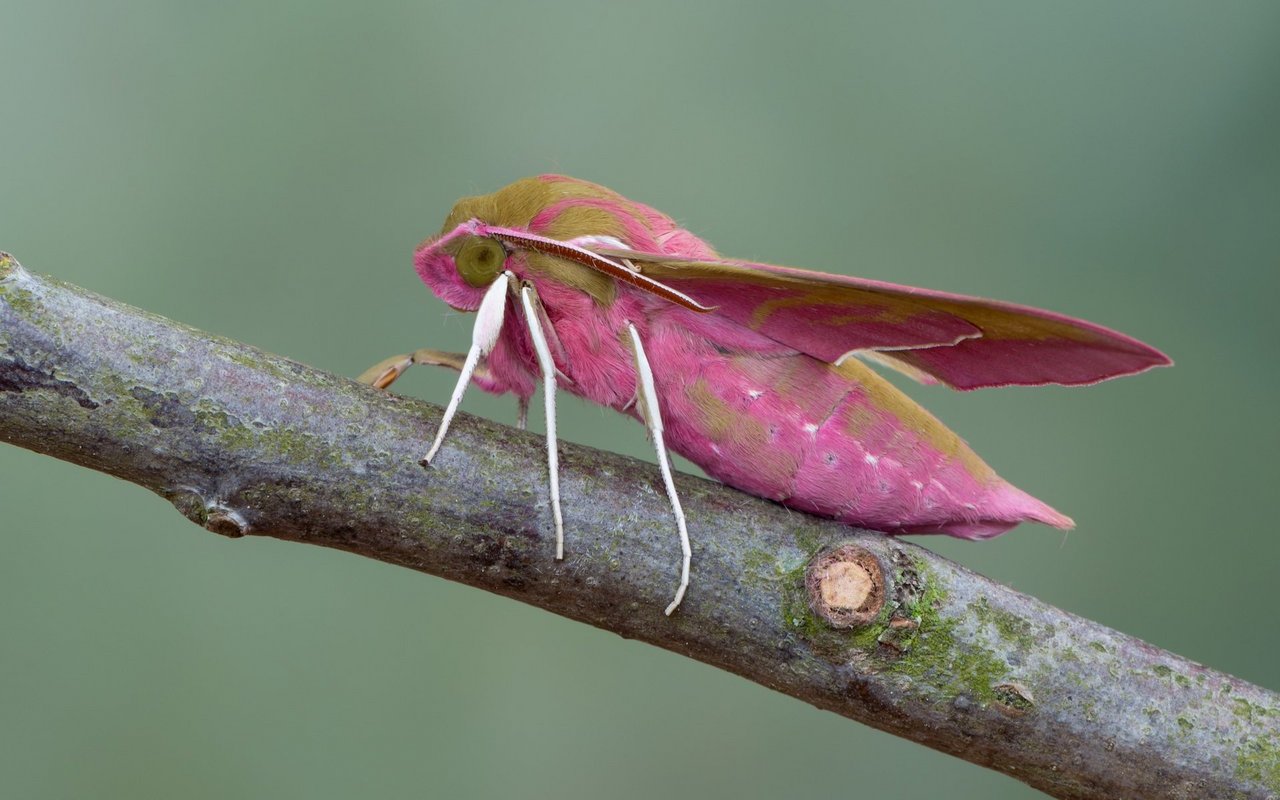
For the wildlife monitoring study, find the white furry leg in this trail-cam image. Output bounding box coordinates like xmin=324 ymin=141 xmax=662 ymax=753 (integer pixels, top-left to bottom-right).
xmin=420 ymin=272 xmax=512 ymax=465
xmin=519 ymin=284 xmax=564 ymax=560
xmin=627 ymin=323 xmax=690 ymax=615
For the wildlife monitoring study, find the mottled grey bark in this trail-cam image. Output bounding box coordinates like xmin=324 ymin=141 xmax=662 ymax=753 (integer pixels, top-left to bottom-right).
xmin=1 ymin=253 xmax=1277 ymax=800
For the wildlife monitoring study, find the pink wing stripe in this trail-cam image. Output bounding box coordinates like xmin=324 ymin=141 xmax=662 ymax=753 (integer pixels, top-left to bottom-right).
xmin=666 ymin=278 xmax=984 ymax=357
xmin=891 ymin=335 xmax=1168 ymax=389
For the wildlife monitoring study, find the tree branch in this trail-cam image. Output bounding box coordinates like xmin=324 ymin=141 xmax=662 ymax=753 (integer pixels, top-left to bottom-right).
xmin=1 ymin=253 xmax=1277 ymax=800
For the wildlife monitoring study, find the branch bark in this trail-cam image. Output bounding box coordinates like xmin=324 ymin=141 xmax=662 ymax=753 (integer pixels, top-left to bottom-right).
xmin=1 ymin=253 xmax=1277 ymax=800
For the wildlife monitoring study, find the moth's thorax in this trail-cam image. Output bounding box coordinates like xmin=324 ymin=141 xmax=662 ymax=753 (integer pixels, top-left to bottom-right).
xmin=414 ymin=173 xmax=731 ymax=403
xmin=433 ymin=174 xmax=719 ymax=258
xmin=514 ymin=276 xmax=656 ymax=409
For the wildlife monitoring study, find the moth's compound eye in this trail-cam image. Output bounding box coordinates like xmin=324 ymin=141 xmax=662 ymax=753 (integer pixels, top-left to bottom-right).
xmin=455 ymin=236 xmax=506 ymax=287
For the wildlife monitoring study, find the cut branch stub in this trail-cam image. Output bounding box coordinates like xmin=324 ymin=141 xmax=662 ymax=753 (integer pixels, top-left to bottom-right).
xmin=806 ymin=543 xmax=887 ymax=628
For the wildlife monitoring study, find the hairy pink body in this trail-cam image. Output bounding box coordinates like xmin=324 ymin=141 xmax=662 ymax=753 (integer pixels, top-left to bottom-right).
xmin=413 ymin=176 xmax=1091 ymax=538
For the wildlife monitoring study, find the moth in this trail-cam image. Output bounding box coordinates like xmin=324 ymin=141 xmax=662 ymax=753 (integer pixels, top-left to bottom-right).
xmin=361 ymin=175 xmax=1169 ymax=614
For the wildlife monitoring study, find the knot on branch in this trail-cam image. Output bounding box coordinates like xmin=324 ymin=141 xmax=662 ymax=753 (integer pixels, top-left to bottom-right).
xmin=171 ymin=489 xmax=250 ymax=538
xmin=993 ymin=682 xmax=1036 ymax=717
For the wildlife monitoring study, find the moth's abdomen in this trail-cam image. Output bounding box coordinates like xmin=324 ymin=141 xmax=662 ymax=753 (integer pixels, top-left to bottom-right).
xmin=654 ymin=343 xmax=1072 ymax=540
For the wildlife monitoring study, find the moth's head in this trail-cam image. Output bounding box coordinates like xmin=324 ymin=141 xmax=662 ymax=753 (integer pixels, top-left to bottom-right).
xmin=413 ymin=174 xmax=703 ymax=310
xmin=413 ymin=175 xmax=562 ymax=311
xmin=414 ymin=222 xmax=510 ymax=312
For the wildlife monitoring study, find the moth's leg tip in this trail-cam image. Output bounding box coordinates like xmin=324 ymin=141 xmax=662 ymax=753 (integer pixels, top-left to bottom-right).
xmin=356 ymin=358 xmax=410 ymax=389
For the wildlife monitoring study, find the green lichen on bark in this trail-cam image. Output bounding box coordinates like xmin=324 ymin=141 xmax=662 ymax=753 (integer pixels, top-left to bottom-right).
xmin=1236 ymin=734 xmax=1280 ymax=794
xmin=0 ymin=280 xmax=39 ymax=318
xmin=972 ymin=595 xmax=1038 ymax=652
xmin=741 ymin=547 xmax=778 ymax=576
xmin=216 ymin=420 xmax=344 ymax=471
xmin=881 ymin=571 xmax=1008 ymax=705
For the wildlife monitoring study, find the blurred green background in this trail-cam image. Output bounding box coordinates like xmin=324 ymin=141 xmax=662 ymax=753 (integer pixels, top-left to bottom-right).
xmin=2 ymin=2 xmax=1277 ymax=798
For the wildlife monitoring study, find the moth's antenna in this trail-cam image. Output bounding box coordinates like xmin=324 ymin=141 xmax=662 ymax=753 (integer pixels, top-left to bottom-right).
xmin=482 ymin=225 xmax=715 ymax=313
xmin=628 ymin=323 xmax=691 ymax=615
xmin=421 ymin=273 xmax=512 ymax=465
